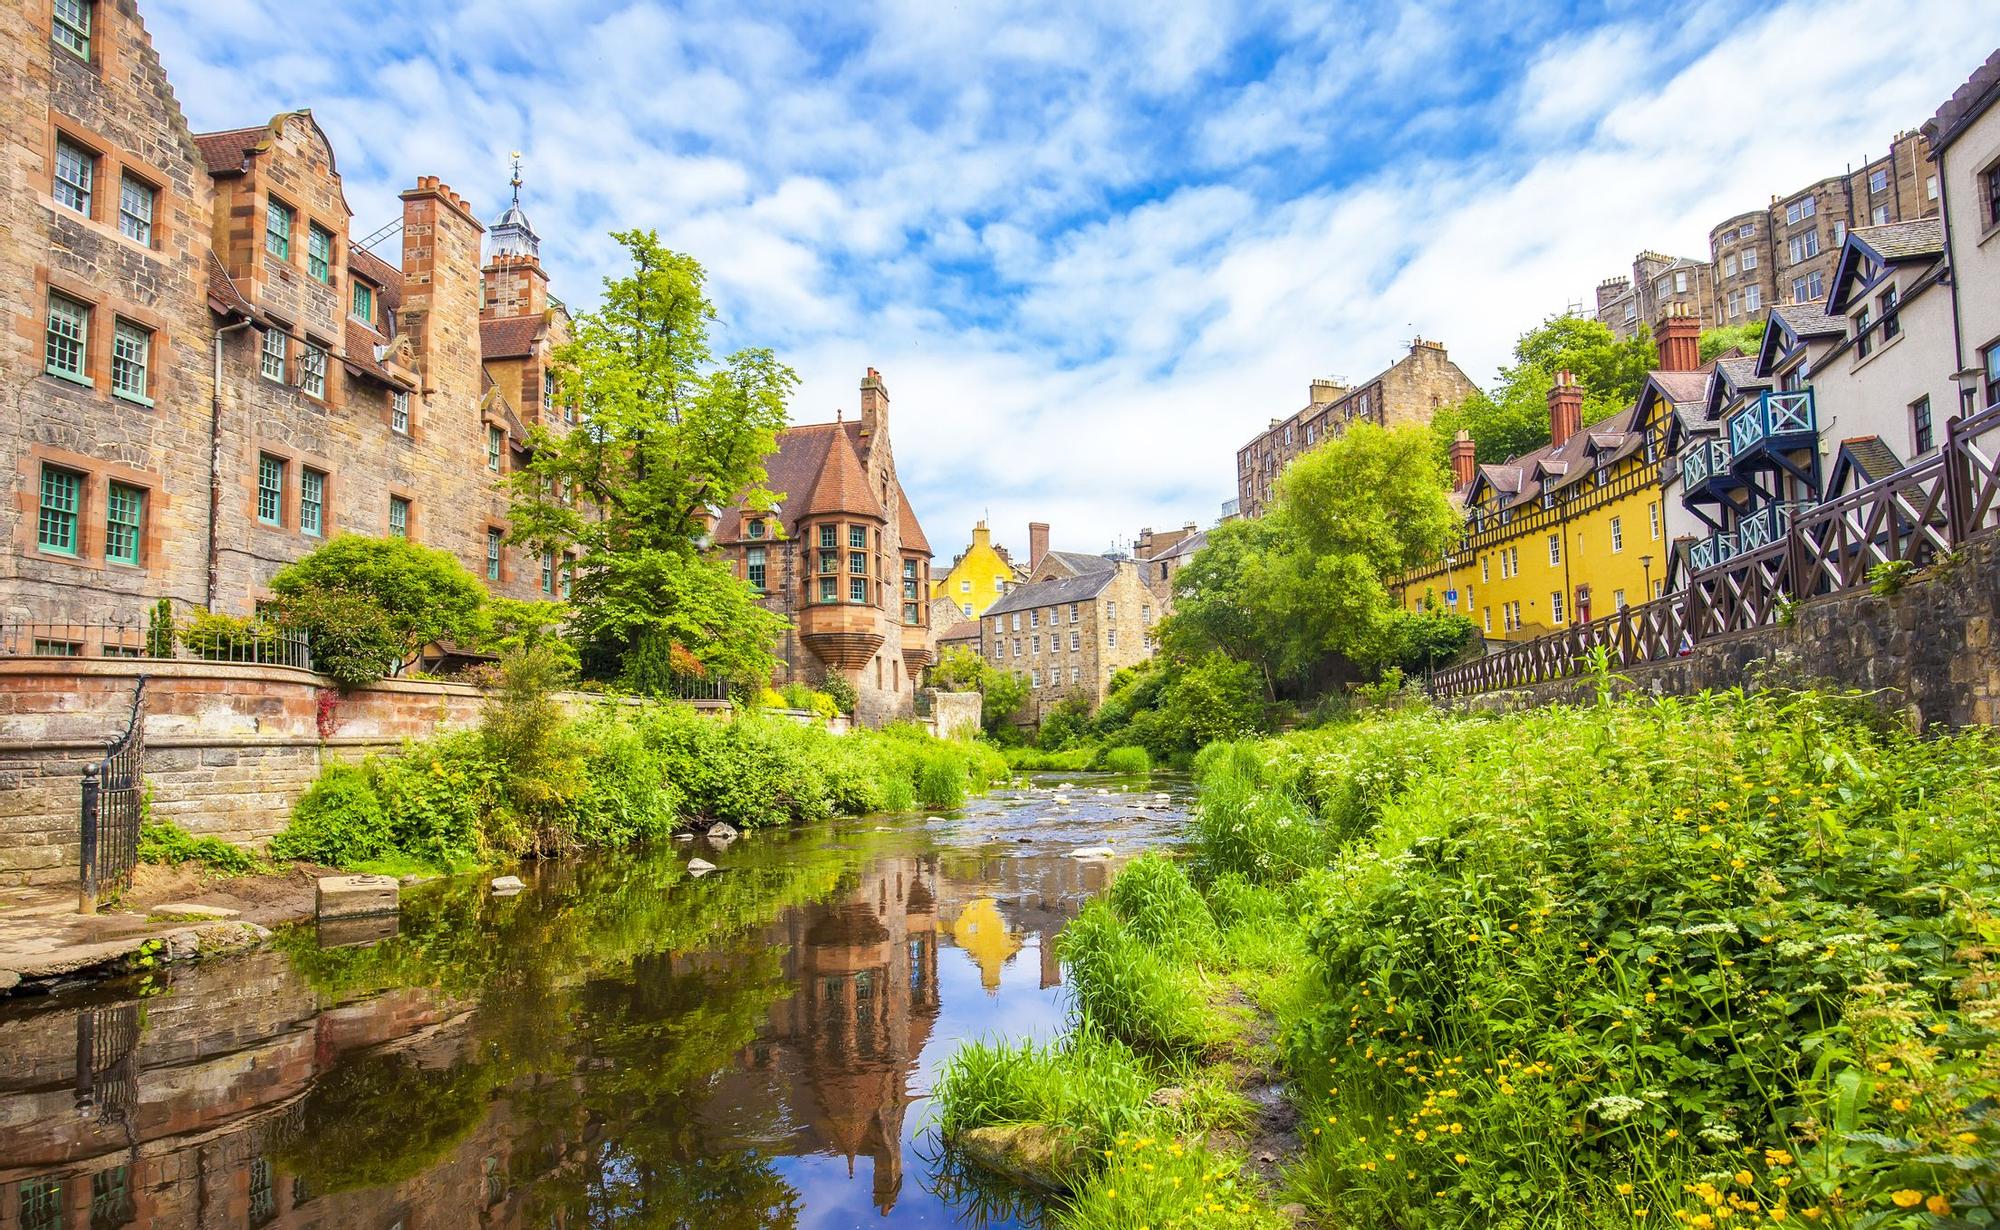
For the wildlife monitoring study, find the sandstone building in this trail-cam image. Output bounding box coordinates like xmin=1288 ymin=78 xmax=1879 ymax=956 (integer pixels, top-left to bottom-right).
xmin=976 ymin=531 xmax=1158 ymax=723
xmin=2 ymin=0 xmax=572 ymax=638
xmin=1234 ymin=338 xmax=1477 ymax=519
xmin=1594 ymin=251 xmax=1715 ymax=340
xmin=713 ymin=369 xmax=936 ymax=725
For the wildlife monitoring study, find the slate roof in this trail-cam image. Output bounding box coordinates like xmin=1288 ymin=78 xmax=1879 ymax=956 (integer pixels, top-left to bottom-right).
xmin=1841 ymin=436 xmax=1904 ymax=482
xmin=1770 ymin=302 xmax=1844 ymax=338
xmin=1851 ymin=218 xmax=1946 ymax=262
xmin=1470 ymin=403 xmax=1649 ymax=512
xmin=1043 ymin=550 xmax=1117 ymax=577
xmin=1924 ymin=47 xmax=2000 ymax=152
xmin=983 ymin=567 xmax=1121 ymax=618
xmin=479 ymin=314 xmax=546 ymax=359
xmin=1153 ymin=529 xmax=1208 ymax=561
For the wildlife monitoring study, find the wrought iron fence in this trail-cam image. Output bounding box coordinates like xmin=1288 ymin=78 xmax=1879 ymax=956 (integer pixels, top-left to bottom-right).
xmin=0 ymin=615 xmax=311 ymax=669
xmin=1431 ymin=401 xmax=2000 ymax=700
xmin=79 ymin=677 xmax=146 ymax=913
xmin=667 ymin=673 xmax=730 ymax=701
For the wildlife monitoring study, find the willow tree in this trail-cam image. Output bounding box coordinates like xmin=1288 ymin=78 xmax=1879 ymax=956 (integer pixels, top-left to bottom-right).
xmin=508 ymin=230 xmax=792 ymax=685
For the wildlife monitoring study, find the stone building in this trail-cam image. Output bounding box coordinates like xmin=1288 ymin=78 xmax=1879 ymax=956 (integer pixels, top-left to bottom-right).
xmin=712 ymin=369 xmax=936 ymax=726
xmin=2 ymin=0 xmax=571 ymax=636
xmin=1131 ymin=521 xmax=1206 ymax=605
xmin=976 ymin=536 xmax=1158 ymax=724
xmin=1594 ymin=250 xmax=1715 ymax=340
xmin=1234 ymin=338 xmax=1477 ymax=519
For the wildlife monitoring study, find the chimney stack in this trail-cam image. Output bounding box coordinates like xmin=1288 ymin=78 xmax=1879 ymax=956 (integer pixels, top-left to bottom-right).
xmin=858 ymin=367 xmax=888 ymax=443
xmin=1658 ymin=304 xmax=1702 ymax=373
xmin=1308 ymin=378 xmax=1345 ymax=405
xmin=399 ymin=176 xmax=485 ymax=396
xmin=1450 ymin=429 xmax=1478 ymax=488
xmin=1548 ymin=371 xmax=1584 ymax=449
xmin=1028 ymin=522 xmax=1050 ymax=574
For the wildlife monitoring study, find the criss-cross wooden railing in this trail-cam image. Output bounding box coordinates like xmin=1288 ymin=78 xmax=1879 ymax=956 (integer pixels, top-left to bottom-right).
xmin=1430 ymin=402 xmax=2000 ymax=700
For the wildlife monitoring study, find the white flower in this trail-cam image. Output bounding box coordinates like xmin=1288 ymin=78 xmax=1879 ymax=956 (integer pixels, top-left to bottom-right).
xmin=1589 ymin=1094 xmax=1647 ymax=1123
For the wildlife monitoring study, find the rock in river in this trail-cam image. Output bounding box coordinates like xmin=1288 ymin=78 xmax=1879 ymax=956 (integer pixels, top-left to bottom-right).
xmin=491 ymin=875 xmax=525 ymax=895
xmin=1067 ymin=846 xmax=1114 ymax=859
xmin=955 ymin=1123 xmax=1074 ymax=1193
xmin=687 ymin=858 xmax=717 ymax=877
xmin=706 ymin=822 xmax=739 ymax=844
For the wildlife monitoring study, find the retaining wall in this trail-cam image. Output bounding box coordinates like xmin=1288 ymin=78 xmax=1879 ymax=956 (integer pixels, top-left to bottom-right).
xmin=1455 ymin=528 xmax=2000 ymax=728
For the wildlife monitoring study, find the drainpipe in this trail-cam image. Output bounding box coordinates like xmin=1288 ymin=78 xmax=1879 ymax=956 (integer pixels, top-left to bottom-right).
xmin=209 ymin=319 xmax=254 ymax=609
xmin=1934 ymin=160 xmax=1969 ymax=416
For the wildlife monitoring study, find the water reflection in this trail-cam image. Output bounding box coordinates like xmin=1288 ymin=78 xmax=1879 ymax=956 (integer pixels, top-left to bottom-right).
xmin=0 ymin=779 xmax=1184 ymax=1228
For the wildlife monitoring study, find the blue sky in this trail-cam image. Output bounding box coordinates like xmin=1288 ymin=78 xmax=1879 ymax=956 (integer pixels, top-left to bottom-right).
xmin=144 ymin=0 xmax=1991 ymax=561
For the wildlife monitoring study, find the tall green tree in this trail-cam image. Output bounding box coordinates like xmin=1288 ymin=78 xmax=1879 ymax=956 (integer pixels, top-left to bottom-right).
xmin=508 ymin=231 xmax=793 ymax=683
xmin=1699 ymin=320 xmax=1766 ymax=363
xmin=1432 ymin=314 xmax=1657 ymax=465
xmin=1167 ymin=424 xmax=1460 ymax=692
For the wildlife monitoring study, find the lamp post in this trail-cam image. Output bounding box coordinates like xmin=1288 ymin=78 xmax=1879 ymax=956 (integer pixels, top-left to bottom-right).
xmin=1640 ymin=555 xmax=1654 ymax=602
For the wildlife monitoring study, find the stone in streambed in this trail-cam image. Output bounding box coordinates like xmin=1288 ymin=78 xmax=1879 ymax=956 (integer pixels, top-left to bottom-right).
xmin=316 ymin=874 xmax=398 ymax=919
xmin=955 ymin=1123 xmax=1075 ymax=1193
xmin=1068 ymin=846 xmax=1114 ymax=859
xmin=706 ymin=822 xmax=739 ymax=843
xmin=491 ymin=875 xmax=525 ymax=895
xmin=687 ymin=858 xmax=717 ymax=877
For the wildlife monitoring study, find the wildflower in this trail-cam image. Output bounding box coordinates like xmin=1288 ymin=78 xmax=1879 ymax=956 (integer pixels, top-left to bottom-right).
xmin=1618 ymin=1183 xmax=1635 ymax=1195
xmin=1926 ymin=1195 xmax=1951 ymax=1216
xmin=1455 ymin=1154 xmax=1467 ymax=1164
xmin=1889 ymin=1190 xmax=1923 ymax=1209
xmin=1801 ymin=1208 xmax=1822 ymax=1221
xmin=1734 ymin=1171 xmax=1753 ymax=1187
xmin=1890 ymin=1097 xmax=1910 ymax=1112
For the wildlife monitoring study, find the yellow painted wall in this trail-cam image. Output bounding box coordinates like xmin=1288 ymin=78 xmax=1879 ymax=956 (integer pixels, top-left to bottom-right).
xmin=930 ymin=521 xmax=1019 ymax=619
xmin=1402 ymin=454 xmax=1669 ymax=640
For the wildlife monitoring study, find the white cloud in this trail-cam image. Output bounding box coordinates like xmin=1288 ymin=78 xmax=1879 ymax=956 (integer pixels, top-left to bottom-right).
xmin=138 ymin=0 xmax=1994 ymax=560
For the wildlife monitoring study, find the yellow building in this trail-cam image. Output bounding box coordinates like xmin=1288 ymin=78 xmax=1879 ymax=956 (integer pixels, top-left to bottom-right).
xmin=930 ymin=521 xmax=1024 ymax=619
xmin=1401 ymin=371 xmax=1672 ymax=641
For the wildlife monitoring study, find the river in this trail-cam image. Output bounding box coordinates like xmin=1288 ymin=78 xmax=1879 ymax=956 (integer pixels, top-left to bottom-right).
xmin=0 ymin=774 xmax=1188 ymax=1228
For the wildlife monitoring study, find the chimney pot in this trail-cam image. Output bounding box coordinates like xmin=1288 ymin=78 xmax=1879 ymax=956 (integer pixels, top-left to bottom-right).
xmin=1547 ymin=370 xmax=1585 ymax=449
xmin=1450 ymin=429 xmax=1478 ymax=488
xmin=1657 ymin=304 xmax=1702 ymax=372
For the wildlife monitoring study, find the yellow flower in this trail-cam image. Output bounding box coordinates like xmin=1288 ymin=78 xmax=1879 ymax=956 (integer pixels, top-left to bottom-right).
xmin=1617 ymin=1183 xmax=1635 ymax=1195
xmin=1874 ymin=1061 xmax=1893 ymax=1073
xmin=1890 ymin=1097 xmax=1910 ymax=1112
xmin=1769 ymin=1207 xmax=1788 ymax=1223
xmin=1802 ymin=1208 xmax=1822 ymax=1221
xmin=1646 ymin=992 xmax=1658 ymax=1004
xmin=1926 ymin=1195 xmax=1951 ymax=1216
xmin=1735 ymin=1171 xmax=1754 ymax=1187
xmin=1890 ymin=1190 xmax=1923 ymax=1209
xmin=1454 ymin=1154 xmax=1468 ymax=1164
xmin=1106 ymin=1190 xmax=1118 ymax=1200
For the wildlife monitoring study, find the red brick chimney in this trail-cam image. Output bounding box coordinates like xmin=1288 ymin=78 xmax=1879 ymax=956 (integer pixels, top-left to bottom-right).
xmin=859 ymin=367 xmax=888 ymax=443
xmin=1028 ymin=522 xmax=1050 ymax=574
xmin=1658 ymin=304 xmax=1701 ymax=373
xmin=1548 ymin=370 xmax=1584 ymax=449
xmin=1450 ymin=429 xmax=1477 ymax=488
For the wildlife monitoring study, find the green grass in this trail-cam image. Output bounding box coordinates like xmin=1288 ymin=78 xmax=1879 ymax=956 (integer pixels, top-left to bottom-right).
xmin=1097 ymin=745 xmax=1152 ymax=774
xmin=137 ymin=819 xmax=257 ymax=874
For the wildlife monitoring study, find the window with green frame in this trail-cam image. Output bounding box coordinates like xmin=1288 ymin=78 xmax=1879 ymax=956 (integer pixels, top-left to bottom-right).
xmin=265 ymin=198 xmax=292 ymax=260
xmin=389 ymin=495 xmax=409 ymax=538
xmin=52 ymin=0 xmax=90 ymax=59
xmin=260 ymin=327 xmax=286 ymax=381
xmin=307 ymin=225 xmax=334 ymax=283
xmin=111 ymin=320 xmax=150 ymax=401
xmin=32 ymin=639 xmax=82 ymax=657
xmin=257 ymin=453 xmax=284 ymax=525
xmin=486 ymin=529 xmax=503 ymax=580
xmin=818 ymin=524 xmax=836 ymax=548
xmin=848 ymin=525 xmax=866 ymax=548
xmin=848 ymin=576 xmax=867 ymax=603
xmin=487 ymin=426 xmax=503 ymax=471
xmin=45 ymin=292 xmax=89 ymax=381
xmin=352 ymin=280 xmax=373 ymax=322
xmin=105 ymin=482 xmax=144 ymax=564
xmin=818 ymin=549 xmax=836 ymax=574
xmin=849 ymin=550 xmax=866 ymax=575
xmin=300 ymin=468 xmax=325 ymax=536
xmin=37 ymin=466 xmax=82 ymax=555
xmin=818 ymin=576 xmax=837 ymax=603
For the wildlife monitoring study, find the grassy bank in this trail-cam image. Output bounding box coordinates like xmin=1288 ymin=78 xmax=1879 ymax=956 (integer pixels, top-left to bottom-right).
xmin=933 ymin=690 xmax=2000 ymax=1227
xmin=271 ymin=703 xmax=1008 ymax=873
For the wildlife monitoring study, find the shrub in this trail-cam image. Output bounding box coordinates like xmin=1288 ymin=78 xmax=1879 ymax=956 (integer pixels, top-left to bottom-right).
xmin=145 ymin=598 xmax=175 ymax=657
xmin=913 ymin=746 xmax=968 ymax=810
xmin=271 ymin=764 xmax=391 ymax=865
xmin=1097 ymin=745 xmax=1151 ymax=774
xmin=480 ymin=645 xmax=587 ymax=854
xmin=1058 ymin=900 xmax=1221 ymax=1059
xmin=138 ymin=818 xmax=256 ymax=874
xmin=270 ymin=535 xmax=487 ymax=687
xmin=820 ymin=673 xmax=857 ymax=716
xmin=179 ymin=608 xmax=279 ymax=661
xmin=1038 ymin=694 xmax=1093 ymax=750
xmin=367 ymin=732 xmax=496 ymax=868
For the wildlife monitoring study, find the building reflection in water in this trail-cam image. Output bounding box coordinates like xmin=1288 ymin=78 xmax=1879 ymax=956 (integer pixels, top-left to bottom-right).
xmin=0 ymin=844 xmax=1115 ymax=1226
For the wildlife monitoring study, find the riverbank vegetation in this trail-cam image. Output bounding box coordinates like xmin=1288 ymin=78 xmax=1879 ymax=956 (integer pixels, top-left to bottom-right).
xmin=935 ymin=689 xmax=2000 ymax=1228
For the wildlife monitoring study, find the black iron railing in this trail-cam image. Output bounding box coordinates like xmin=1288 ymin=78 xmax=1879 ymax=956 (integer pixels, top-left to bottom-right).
xmin=1431 ymin=401 xmax=2000 ymax=699
xmin=79 ymin=676 xmax=146 ymax=913
xmin=1 ymin=616 xmax=311 ymax=669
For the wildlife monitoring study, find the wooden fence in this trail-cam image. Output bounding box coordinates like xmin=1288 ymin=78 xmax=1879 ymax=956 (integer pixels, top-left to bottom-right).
xmin=1429 ymin=401 xmax=2000 ymax=699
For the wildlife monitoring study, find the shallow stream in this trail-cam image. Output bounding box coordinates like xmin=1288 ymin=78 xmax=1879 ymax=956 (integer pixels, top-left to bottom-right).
xmin=0 ymin=774 xmax=1188 ymax=1228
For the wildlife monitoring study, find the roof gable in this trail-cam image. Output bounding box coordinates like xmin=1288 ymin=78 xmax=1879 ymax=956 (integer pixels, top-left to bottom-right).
xmin=1827 ymin=220 xmax=1945 ymax=314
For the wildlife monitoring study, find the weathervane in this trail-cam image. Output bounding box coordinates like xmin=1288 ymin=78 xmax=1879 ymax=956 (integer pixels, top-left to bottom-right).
xmin=509 ymin=150 xmax=523 ymax=205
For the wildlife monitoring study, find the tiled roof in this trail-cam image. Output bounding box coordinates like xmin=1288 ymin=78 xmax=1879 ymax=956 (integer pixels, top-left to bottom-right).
xmin=205 ymin=251 xmax=256 ymax=317
xmin=1770 ymin=303 xmax=1843 ymax=338
xmin=1841 ymin=436 xmax=1905 ymax=483
xmin=348 ymin=244 xmax=404 ymax=314
xmin=479 ymin=314 xmax=545 ymax=359
xmin=1044 ymin=550 xmax=1117 ymax=577
xmin=938 ymin=619 xmax=981 ymax=644
xmin=1155 ymin=529 xmax=1208 ymax=561
xmin=1924 ymin=47 xmax=2000 ymax=151
xmin=341 ymin=319 xmax=414 ymax=390
xmin=1472 ymin=403 xmax=1647 ymax=512
xmin=804 ymin=428 xmax=884 ymax=519
xmin=1650 ymin=370 xmax=1710 ymax=404
xmin=1852 ymin=218 xmax=1945 ymax=262
xmin=715 ymin=423 xmax=837 ymax=542
xmin=192 ymin=126 xmax=265 ymax=175
xmin=984 ymin=567 xmax=1120 ymax=618
xmin=894 ymin=479 xmax=931 ymax=555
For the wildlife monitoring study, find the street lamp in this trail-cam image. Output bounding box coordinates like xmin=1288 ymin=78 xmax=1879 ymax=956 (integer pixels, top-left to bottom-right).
xmin=1640 ymin=554 xmax=1654 ymax=602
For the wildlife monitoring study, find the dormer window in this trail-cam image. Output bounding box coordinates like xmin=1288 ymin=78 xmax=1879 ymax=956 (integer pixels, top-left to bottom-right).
xmin=351 ymin=281 xmax=374 ymax=324
xmin=748 ymin=518 xmax=766 ymax=539
xmin=52 ymin=0 xmax=90 ymax=60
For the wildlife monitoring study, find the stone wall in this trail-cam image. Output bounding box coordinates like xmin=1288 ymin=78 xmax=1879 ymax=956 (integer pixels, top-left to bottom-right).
xmin=927 ymin=690 xmax=982 ymax=740
xmin=1454 ymin=528 xmax=2000 ymax=730
xmin=0 ymin=659 xmax=630 ymax=887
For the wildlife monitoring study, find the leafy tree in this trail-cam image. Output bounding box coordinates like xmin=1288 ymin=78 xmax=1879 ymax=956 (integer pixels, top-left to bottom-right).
xmin=1432 ymin=314 xmax=1657 ymax=465
xmin=270 ymin=535 xmax=486 ymax=686
xmin=931 ymin=646 xmax=1028 ymax=733
xmin=1382 ymin=606 xmax=1480 ymax=675
xmin=1699 ymin=320 xmax=1766 ymax=363
xmin=508 ymin=230 xmax=793 ymax=685
xmin=1158 ymin=517 xmax=1289 ymax=699
xmin=1037 ymin=694 xmax=1094 ymax=750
